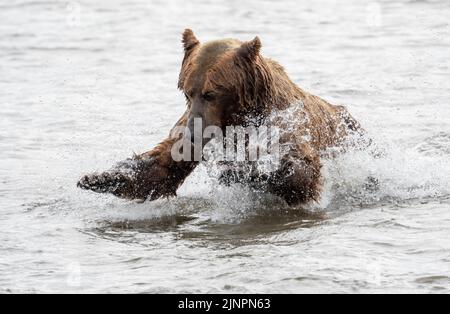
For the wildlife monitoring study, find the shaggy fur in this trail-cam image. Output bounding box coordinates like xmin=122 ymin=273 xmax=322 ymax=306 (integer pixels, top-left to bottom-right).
xmin=78 ymin=29 xmax=363 ymax=205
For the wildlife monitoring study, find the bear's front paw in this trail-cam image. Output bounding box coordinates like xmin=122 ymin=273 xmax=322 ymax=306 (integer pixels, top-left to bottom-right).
xmin=77 ymin=171 xmax=134 ymax=198
xmin=77 ymin=157 xmax=175 ymax=201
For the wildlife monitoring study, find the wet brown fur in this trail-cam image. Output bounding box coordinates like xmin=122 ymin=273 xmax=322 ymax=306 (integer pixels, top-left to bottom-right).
xmin=78 ymin=29 xmax=362 ymax=206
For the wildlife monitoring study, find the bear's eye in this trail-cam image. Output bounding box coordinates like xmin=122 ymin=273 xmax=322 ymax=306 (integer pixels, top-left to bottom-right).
xmin=202 ymin=92 xmax=215 ymax=102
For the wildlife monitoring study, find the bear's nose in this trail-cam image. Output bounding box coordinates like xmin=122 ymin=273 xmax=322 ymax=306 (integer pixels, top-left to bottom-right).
xmin=189 ymin=132 xmax=196 ymax=144
xmin=186 ymin=119 xmax=195 ymax=143
xmin=187 ymin=115 xmax=204 ymax=143
xmin=183 ymin=125 xmax=195 ymax=144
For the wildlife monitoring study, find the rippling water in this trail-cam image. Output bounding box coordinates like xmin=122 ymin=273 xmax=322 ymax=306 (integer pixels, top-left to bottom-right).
xmin=1 ymin=0 xmax=449 ymax=293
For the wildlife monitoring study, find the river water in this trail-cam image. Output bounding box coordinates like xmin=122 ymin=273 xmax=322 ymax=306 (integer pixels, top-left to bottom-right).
xmin=0 ymin=0 xmax=449 ymax=293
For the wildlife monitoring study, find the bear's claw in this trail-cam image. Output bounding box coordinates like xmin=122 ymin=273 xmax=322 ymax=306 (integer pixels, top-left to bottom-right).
xmin=77 ymin=171 xmax=133 ymax=197
xmin=77 ymin=157 xmax=172 ymax=200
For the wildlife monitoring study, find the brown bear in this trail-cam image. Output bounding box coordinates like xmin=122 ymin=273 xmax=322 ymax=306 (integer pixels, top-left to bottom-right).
xmin=78 ymin=29 xmax=363 ymax=206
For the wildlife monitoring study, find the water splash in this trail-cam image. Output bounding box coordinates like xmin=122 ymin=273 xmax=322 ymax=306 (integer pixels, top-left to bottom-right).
xmin=90 ymin=114 xmax=450 ymax=225
xmin=321 ymin=131 xmax=450 ymax=210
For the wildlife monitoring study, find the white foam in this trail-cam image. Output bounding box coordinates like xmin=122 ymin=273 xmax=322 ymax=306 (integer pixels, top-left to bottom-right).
xmin=322 ymin=132 xmax=450 ymax=210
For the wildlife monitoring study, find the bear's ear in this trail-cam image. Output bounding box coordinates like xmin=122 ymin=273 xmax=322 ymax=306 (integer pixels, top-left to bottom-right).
xmin=182 ymin=28 xmax=200 ymax=52
xmin=237 ymin=36 xmax=262 ymax=61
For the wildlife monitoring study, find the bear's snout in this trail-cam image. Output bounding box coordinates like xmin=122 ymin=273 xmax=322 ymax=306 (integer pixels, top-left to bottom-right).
xmin=186 ymin=115 xmax=205 ymax=144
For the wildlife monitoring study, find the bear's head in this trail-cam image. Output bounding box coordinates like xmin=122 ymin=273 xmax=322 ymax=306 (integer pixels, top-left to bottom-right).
xmin=178 ymin=29 xmax=282 ymax=143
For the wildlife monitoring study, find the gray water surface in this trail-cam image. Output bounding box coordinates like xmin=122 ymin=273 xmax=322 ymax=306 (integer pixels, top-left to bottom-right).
xmin=0 ymin=0 xmax=450 ymax=293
